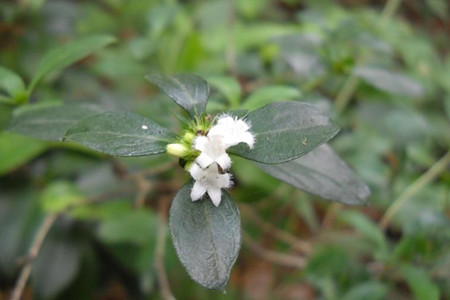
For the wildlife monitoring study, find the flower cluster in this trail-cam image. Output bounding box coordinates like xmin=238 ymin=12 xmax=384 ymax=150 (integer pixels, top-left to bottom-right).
xmin=167 ymin=115 xmax=255 ymax=206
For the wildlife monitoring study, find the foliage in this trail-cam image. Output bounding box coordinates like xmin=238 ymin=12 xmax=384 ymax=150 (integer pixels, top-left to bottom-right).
xmin=1 ymin=0 xmax=449 ymax=299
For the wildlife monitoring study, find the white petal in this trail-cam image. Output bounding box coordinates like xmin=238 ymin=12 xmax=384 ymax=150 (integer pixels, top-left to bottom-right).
xmin=193 ymin=136 xmax=208 ymax=151
xmin=240 ymin=131 xmax=255 ymax=148
xmin=208 ymin=188 xmax=222 ymax=207
xmin=188 ymin=163 xmax=203 ymax=180
xmin=215 ymin=153 xmax=232 ymax=170
xmin=217 ymin=173 xmax=232 ymax=188
xmin=191 ymin=181 xmax=207 ymax=201
xmin=195 ymin=152 xmax=214 ymax=169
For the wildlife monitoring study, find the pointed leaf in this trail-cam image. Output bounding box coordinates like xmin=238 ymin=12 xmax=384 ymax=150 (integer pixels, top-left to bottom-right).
xmin=169 ymin=182 xmax=241 ymax=291
xmin=401 ymin=264 xmax=440 ymax=300
xmin=146 ymin=74 xmax=209 ymax=117
xmin=29 ymin=35 xmax=116 ymax=93
xmin=230 ymin=101 xmax=339 ymax=163
xmin=254 ymin=144 xmax=370 ymax=205
xmin=8 ymin=103 xmax=103 ymax=141
xmin=64 ymin=111 xmax=176 ymax=156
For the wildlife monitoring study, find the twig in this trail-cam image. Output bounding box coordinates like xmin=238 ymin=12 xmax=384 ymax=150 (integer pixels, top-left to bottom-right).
xmin=242 ymin=232 xmax=306 ymax=269
xmin=379 ymin=150 xmax=450 ymax=230
xmin=239 ymin=204 xmax=312 ymax=255
xmin=10 ymin=214 xmax=58 ymax=300
xmin=154 ymin=197 xmax=175 ymax=300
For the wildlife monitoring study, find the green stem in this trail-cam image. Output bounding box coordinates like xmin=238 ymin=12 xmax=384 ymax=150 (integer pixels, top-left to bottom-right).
xmin=379 ymin=150 xmax=450 ymax=230
xmin=381 ymin=0 xmax=403 ymax=21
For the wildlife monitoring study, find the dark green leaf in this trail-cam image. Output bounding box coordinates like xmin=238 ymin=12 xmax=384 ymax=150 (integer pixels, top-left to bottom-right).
xmin=169 ymin=182 xmax=241 ymax=291
xmin=401 ymin=264 xmax=440 ymax=300
xmin=65 ymin=111 xmax=176 ymax=156
xmin=242 ymin=85 xmax=301 ymax=110
xmin=29 ymin=35 xmax=116 ymax=93
xmin=8 ymin=103 xmax=103 ymax=141
xmin=146 ymin=74 xmax=209 ymax=117
xmin=254 ymin=144 xmax=370 ymax=204
xmin=32 ymin=236 xmax=81 ymax=300
xmin=230 ymin=101 xmax=339 ymax=164
xmin=0 ymin=132 xmax=46 ymax=175
xmin=354 ymin=66 xmax=425 ymax=98
xmin=0 ymin=66 xmax=26 ymax=98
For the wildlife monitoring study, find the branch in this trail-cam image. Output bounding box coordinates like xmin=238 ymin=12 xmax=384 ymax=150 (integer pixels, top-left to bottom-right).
xmin=10 ymin=213 xmax=58 ymax=300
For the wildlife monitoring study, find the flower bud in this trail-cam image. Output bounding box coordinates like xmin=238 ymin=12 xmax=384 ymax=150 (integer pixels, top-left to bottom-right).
xmin=166 ymin=143 xmax=189 ymax=158
xmin=183 ymin=132 xmax=195 ymax=143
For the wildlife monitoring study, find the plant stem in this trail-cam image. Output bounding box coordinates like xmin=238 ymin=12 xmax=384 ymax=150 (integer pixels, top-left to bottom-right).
xmin=381 ymin=0 xmax=403 ymax=21
xmin=379 ymin=150 xmax=450 ymax=230
xmin=10 ymin=214 xmax=58 ymax=300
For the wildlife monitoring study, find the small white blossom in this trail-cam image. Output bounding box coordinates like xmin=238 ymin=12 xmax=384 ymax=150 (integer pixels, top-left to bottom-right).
xmin=189 ymin=163 xmax=232 ymax=206
xmin=208 ymin=115 xmax=255 ymax=148
xmin=193 ymin=135 xmax=232 ymax=170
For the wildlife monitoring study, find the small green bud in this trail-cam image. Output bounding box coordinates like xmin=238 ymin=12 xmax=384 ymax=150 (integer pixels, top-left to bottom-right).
xmin=166 ymin=143 xmax=189 ymax=158
xmin=183 ymin=132 xmax=195 ymax=143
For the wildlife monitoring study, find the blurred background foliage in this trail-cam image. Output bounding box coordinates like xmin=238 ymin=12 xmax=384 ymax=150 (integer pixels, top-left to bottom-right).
xmin=0 ymin=0 xmax=449 ymax=299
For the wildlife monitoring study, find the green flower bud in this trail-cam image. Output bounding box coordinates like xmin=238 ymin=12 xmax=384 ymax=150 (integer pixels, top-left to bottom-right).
xmin=183 ymin=132 xmax=195 ymax=143
xmin=166 ymin=143 xmax=189 ymax=158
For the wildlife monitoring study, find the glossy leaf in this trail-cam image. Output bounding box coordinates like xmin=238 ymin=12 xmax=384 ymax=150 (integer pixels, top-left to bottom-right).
xmin=354 ymin=66 xmax=425 ymax=98
xmin=8 ymin=103 xmax=103 ymax=141
xmin=65 ymin=111 xmax=176 ymax=156
xmin=242 ymin=85 xmax=301 ymax=110
xmin=230 ymin=101 xmax=339 ymax=163
xmin=146 ymin=74 xmax=209 ymax=117
xmin=254 ymin=144 xmax=370 ymax=204
xmin=29 ymin=35 xmax=116 ymax=93
xmin=169 ymin=182 xmax=241 ymax=291
xmin=0 ymin=132 xmax=46 ymax=175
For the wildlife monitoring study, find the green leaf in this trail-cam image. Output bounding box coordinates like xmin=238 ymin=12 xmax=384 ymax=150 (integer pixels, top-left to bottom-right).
xmin=41 ymin=181 xmax=85 ymax=213
xmin=0 ymin=132 xmax=46 ymax=175
xmin=32 ymin=235 xmax=81 ymax=300
xmin=169 ymin=182 xmax=241 ymax=291
xmin=342 ymin=281 xmax=388 ymax=300
xmin=28 ymin=35 xmax=116 ymax=93
xmin=8 ymin=103 xmax=103 ymax=141
xmin=64 ymin=111 xmax=176 ymax=156
xmin=146 ymin=74 xmax=210 ymax=118
xmin=242 ymin=85 xmax=301 ymax=110
xmin=401 ymin=264 xmax=440 ymax=300
xmin=339 ymin=211 xmax=388 ymax=258
xmin=254 ymin=144 xmax=370 ymax=204
xmin=354 ymin=66 xmax=425 ymax=98
xmin=207 ymin=76 xmax=241 ymax=108
xmin=230 ymin=101 xmax=339 ymax=164
xmin=97 ymin=210 xmax=157 ymax=245
xmin=0 ymin=66 xmax=26 ymax=99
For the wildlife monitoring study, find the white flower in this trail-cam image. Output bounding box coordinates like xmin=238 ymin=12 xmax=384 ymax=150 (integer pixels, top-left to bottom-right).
xmin=193 ymin=135 xmax=232 ymax=170
xmin=189 ymin=163 xmax=232 ymax=206
xmin=208 ymin=115 xmax=255 ymax=148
